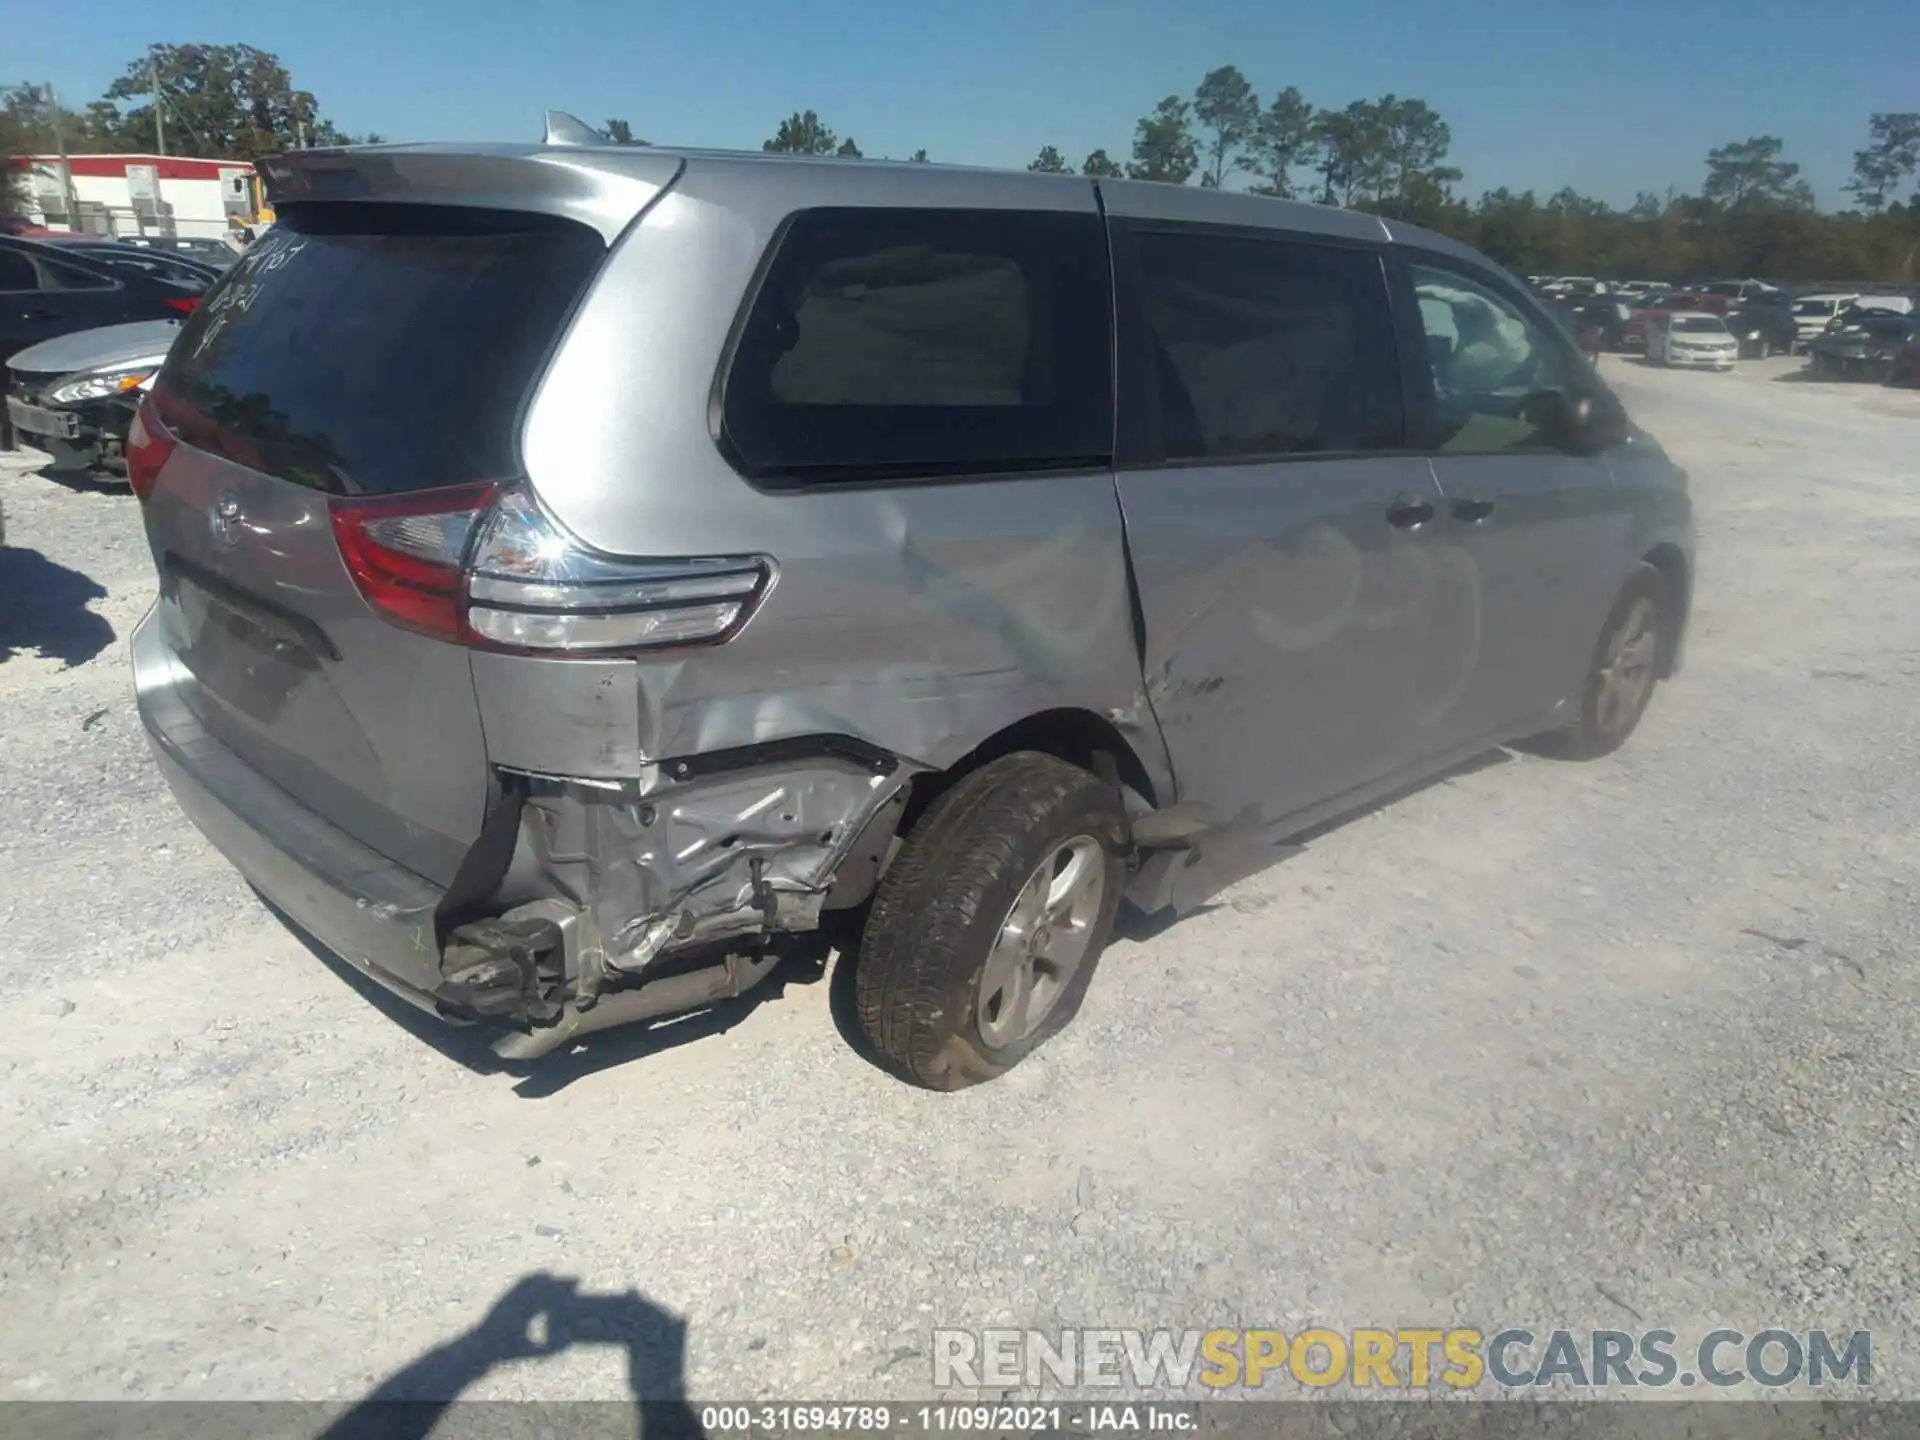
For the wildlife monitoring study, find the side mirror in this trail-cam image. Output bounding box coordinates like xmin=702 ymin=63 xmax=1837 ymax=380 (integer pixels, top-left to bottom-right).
xmin=1530 ymin=389 xmax=1627 ymax=454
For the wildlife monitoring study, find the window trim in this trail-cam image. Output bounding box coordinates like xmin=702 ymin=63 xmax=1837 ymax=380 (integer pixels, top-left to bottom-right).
xmin=1390 ymin=246 xmax=1616 ymax=458
xmin=1109 ymin=217 xmax=1413 ymax=473
xmin=709 ymin=204 xmax=1117 ymax=492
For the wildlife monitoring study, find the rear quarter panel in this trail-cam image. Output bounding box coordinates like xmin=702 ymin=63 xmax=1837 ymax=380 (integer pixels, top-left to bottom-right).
xmin=511 ymin=160 xmax=1170 ymax=793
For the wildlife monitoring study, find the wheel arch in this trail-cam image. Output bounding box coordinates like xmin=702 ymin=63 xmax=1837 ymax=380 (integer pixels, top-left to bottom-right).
xmin=1640 ymin=542 xmax=1690 ymax=677
xmin=897 ymin=707 xmax=1161 ymax=840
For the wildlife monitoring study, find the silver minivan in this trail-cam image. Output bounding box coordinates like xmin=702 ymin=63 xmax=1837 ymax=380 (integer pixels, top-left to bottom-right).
xmin=128 ymin=131 xmax=1693 ymax=1089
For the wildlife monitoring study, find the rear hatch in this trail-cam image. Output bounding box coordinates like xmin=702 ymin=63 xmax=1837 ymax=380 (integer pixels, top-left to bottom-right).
xmin=138 ymin=202 xmax=607 ymax=884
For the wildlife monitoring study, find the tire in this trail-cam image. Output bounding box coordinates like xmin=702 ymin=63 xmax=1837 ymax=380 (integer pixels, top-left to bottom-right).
xmin=1532 ymin=563 xmax=1670 ymax=761
xmin=853 ymin=752 xmax=1126 ymax=1090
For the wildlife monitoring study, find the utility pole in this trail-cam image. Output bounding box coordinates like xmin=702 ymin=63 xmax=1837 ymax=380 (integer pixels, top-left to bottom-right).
xmin=43 ymin=83 xmax=80 ymax=225
xmin=151 ymin=47 xmax=166 ymax=157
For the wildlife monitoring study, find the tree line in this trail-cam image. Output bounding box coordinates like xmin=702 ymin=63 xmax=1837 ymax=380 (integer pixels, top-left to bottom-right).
xmin=772 ymin=69 xmax=1920 ymax=285
xmin=7 ymin=47 xmax=1917 ymax=283
xmin=0 ymin=45 xmax=384 ymax=176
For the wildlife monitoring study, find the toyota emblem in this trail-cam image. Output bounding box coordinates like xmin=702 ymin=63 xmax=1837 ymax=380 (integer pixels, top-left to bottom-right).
xmin=211 ymin=493 xmax=242 ymax=547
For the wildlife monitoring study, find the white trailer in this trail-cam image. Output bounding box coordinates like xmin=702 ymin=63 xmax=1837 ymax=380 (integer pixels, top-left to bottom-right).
xmin=10 ymin=153 xmax=261 ymax=241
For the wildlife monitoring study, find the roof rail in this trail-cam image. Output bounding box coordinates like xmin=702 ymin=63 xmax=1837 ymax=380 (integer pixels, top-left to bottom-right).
xmin=543 ymin=110 xmax=603 ymax=147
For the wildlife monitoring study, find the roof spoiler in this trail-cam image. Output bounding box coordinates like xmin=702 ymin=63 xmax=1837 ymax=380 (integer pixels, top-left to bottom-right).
xmin=543 ymin=110 xmax=603 ymax=147
xmin=258 ymin=145 xmax=687 ymax=242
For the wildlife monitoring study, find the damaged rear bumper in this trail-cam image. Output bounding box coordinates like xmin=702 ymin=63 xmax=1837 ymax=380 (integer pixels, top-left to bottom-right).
xmin=138 ymin=653 xmax=456 ymax=1017
xmin=137 ymin=625 xmax=916 ymax=1057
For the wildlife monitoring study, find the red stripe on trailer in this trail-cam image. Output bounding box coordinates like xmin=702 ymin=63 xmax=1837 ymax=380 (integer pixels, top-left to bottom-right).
xmin=15 ymin=154 xmax=253 ymax=181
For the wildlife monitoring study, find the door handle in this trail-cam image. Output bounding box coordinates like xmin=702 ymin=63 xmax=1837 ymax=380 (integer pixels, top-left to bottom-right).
xmin=1385 ymin=494 xmax=1436 ymax=530
xmin=1451 ymin=497 xmax=1496 ymax=524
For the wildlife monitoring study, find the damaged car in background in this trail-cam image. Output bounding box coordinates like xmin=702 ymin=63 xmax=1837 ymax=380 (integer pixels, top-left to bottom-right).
xmin=125 ymin=126 xmax=1694 ymax=1089
xmin=6 ymin=319 xmax=177 ymax=479
xmin=1807 ymin=311 xmax=1920 ymax=381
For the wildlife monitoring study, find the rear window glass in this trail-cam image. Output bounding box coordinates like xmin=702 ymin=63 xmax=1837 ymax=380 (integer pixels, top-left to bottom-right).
xmin=720 ymin=207 xmax=1113 ymax=483
xmin=158 ymin=204 xmax=604 ymax=495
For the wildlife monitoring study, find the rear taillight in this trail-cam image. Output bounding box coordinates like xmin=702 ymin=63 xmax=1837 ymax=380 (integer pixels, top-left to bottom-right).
xmin=463 ymin=489 xmax=766 ymax=651
xmin=165 ymin=297 xmax=200 ymax=315
xmin=126 ymin=396 xmax=176 ymax=502
xmin=329 ymin=485 xmax=769 ymax=653
xmin=329 ymin=484 xmax=495 ymax=641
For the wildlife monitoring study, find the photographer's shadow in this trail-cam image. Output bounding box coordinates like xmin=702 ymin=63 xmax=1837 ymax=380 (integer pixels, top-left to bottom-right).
xmin=320 ymin=1272 xmax=704 ymax=1440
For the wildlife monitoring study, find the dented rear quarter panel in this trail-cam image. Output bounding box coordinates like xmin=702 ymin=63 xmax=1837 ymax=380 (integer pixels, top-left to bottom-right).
xmin=508 ymin=156 xmax=1172 ymax=796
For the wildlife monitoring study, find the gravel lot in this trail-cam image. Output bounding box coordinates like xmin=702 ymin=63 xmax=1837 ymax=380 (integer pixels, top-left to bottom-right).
xmin=2 ymin=356 xmax=1917 ymax=1406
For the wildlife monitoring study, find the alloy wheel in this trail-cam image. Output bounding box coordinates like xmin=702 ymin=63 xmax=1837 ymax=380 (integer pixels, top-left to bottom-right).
xmin=1595 ymin=597 xmax=1659 ymax=735
xmin=976 ymin=836 xmax=1107 ymax=1050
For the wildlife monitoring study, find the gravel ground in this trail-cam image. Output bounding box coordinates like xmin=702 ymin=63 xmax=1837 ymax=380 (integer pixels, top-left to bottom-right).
xmin=1 ymin=355 xmax=1917 ymax=1407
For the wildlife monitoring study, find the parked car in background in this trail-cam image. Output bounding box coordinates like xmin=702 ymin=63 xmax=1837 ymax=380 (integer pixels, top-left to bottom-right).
xmin=1646 ymin=312 xmax=1738 ymax=369
xmin=1552 ymin=297 xmax=1609 ymax=358
xmin=1840 ymin=294 xmax=1915 ymax=319
xmin=6 ymin=319 xmax=179 ymax=476
xmin=1725 ymin=299 xmax=1799 ymax=359
xmin=1885 ymin=334 xmax=1920 ymax=387
xmin=1589 ymin=294 xmax=1634 ymax=348
xmin=117 ymin=235 xmax=243 ymax=270
xmin=1698 ymin=279 xmax=1782 ymax=304
xmin=1 ymin=236 xmax=203 ymax=451
xmin=124 ymin=136 xmax=1693 ymax=1087
xmin=1544 ymin=275 xmax=1606 ymax=297
xmin=40 ymin=239 xmax=222 ymax=291
xmin=1620 ymin=291 xmax=1707 ymax=350
xmin=1790 ymin=293 xmax=1859 ymax=350
xmin=1808 ymin=311 xmax=1920 ymax=381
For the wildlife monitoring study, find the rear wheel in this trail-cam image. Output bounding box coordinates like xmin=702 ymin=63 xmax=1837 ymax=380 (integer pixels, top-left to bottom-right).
xmin=854 ymin=753 xmax=1126 ymax=1090
xmin=1532 ymin=564 xmax=1669 ymax=761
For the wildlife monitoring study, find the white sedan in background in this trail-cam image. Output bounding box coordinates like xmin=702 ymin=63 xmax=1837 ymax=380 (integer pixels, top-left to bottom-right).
xmin=1646 ymin=313 xmax=1739 ymax=370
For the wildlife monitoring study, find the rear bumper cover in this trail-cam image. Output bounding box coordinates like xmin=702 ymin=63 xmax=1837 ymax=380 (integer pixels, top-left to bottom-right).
xmin=134 ymin=611 xmax=453 ymax=1013
xmin=133 ymin=609 xmax=918 ymax=1051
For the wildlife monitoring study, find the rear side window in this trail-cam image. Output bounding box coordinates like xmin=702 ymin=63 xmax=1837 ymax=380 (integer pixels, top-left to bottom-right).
xmin=1127 ymin=228 xmax=1404 ymax=461
xmin=158 ymin=204 xmax=604 ymax=495
xmin=38 ymin=256 xmax=117 ymax=292
xmin=0 ymin=251 xmax=36 ymax=291
xmin=720 ymin=207 xmax=1112 ymax=483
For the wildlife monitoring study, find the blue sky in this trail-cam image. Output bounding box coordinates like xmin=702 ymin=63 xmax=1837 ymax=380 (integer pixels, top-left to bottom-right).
xmin=9 ymin=0 xmax=1917 ymax=208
